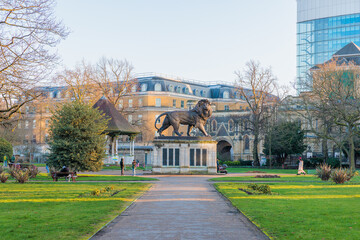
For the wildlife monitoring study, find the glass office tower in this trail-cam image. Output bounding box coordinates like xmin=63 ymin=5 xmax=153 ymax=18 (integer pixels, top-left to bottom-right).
xmin=297 ymin=0 xmax=360 ymax=93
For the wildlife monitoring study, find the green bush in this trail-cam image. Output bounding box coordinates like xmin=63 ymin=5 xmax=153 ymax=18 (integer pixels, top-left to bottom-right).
xmin=219 ymin=160 xmax=252 ymax=166
xmin=0 ymin=138 xmax=13 ymax=162
xmin=258 ymin=185 xmax=272 ymax=194
xmin=315 ymin=163 xmax=332 ymax=181
xmin=91 ymin=189 xmax=101 ymax=196
xmin=303 ymin=157 xmax=323 ymax=168
xmin=326 ymin=158 xmax=340 ymax=168
xmin=239 ymin=160 xmax=253 ymax=166
xmin=247 ymin=183 xmax=271 ymax=194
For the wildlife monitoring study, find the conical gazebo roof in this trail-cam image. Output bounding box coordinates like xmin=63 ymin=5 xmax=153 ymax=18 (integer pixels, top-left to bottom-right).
xmin=92 ymin=96 xmax=139 ymax=137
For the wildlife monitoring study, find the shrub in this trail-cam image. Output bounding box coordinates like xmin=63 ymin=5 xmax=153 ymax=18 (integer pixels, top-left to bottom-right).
xmin=91 ymin=189 xmax=101 ymax=196
xmin=345 ymin=168 xmax=358 ymax=181
xmin=315 ymin=163 xmax=332 ymax=181
xmin=330 ymin=168 xmax=357 ymax=184
xmin=0 ymin=172 xmax=9 ymax=183
xmin=258 ymin=185 xmax=272 ymax=194
xmin=0 ymin=138 xmax=13 ymax=162
xmin=303 ymin=157 xmax=323 ymax=168
xmin=10 ymin=169 xmax=29 ymax=183
xmin=105 ymin=185 xmax=115 ymax=192
xmin=0 ymin=166 xmax=4 ymax=174
xmin=326 ymin=157 xmax=340 ymax=168
xmin=28 ymin=166 xmax=40 ymax=178
xmin=247 ymin=183 xmax=271 ymax=194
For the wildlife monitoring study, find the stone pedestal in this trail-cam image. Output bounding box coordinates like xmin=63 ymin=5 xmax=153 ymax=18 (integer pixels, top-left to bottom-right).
xmin=152 ymin=136 xmax=217 ymax=174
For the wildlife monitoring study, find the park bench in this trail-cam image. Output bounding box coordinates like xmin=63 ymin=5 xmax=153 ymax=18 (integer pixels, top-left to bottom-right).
xmin=51 ymin=171 xmax=77 ymax=182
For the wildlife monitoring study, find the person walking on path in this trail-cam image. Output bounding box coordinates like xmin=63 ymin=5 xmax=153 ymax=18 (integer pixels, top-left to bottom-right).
xmin=131 ymin=159 xmax=136 ymax=176
xmin=297 ymin=156 xmax=306 ymax=175
xmin=120 ymin=158 xmax=125 ymax=176
xmin=3 ymin=155 xmax=7 ymax=167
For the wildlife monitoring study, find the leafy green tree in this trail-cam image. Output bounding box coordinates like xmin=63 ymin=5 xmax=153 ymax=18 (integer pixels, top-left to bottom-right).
xmin=263 ymin=121 xmax=306 ymax=166
xmin=47 ymin=101 xmax=108 ymax=171
xmin=0 ymin=137 xmax=13 ymax=162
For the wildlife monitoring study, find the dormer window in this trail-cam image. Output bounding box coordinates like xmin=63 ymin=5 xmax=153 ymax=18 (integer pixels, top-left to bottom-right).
xmin=141 ymin=84 xmax=148 ymax=92
xmin=131 ymin=85 xmax=137 ymax=92
xmin=223 ymin=91 xmax=230 ymax=99
xmin=154 ymin=83 xmax=162 ymax=91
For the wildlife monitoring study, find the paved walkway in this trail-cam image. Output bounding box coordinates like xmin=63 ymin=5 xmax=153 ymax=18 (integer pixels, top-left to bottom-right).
xmin=91 ymin=175 xmax=269 ymax=240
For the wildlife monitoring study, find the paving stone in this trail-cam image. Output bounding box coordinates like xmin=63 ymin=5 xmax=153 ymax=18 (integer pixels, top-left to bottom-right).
xmin=91 ymin=176 xmax=269 ymax=240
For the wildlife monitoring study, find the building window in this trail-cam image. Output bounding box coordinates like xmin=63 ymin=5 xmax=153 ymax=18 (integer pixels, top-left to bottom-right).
xmin=128 ymin=115 xmax=132 ymax=123
xmin=154 ymin=83 xmax=162 ymax=91
xmin=128 ymin=99 xmax=133 ymax=108
xmin=141 ymin=84 xmax=147 ymax=92
xmin=119 ymin=100 xmax=123 ymax=109
xmin=25 ymin=106 xmax=29 ymax=114
xmin=155 ymin=98 xmax=161 ymax=107
xmin=183 ymin=87 xmax=189 ymax=94
xmin=212 ymin=120 xmax=217 ymax=132
xmin=181 ymin=100 xmax=184 ymax=108
xmin=244 ymin=135 xmax=250 ymax=151
xmin=176 ymin=86 xmax=181 ymax=93
xmin=138 ymin=115 xmax=142 ymax=124
xmin=32 ymin=120 xmax=36 ymax=128
xmin=173 ymin=99 xmax=176 ymax=108
xmin=228 ymin=120 xmax=234 ymax=132
xmin=224 ymin=105 xmax=229 ymax=111
xmin=32 ymin=135 xmax=36 ymax=143
xmin=138 ymin=98 xmax=143 ymax=107
xmin=168 ymin=85 xmax=174 ymax=92
xmin=223 ymin=91 xmax=230 ymax=99
xmin=45 ymin=134 xmax=49 ymax=143
xmin=45 ymin=119 xmax=49 ymax=128
xmin=131 ymin=85 xmax=137 ymax=92
xmin=25 ymin=120 xmax=29 ymax=129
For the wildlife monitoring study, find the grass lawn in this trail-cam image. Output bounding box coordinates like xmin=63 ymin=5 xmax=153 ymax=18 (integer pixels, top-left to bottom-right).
xmin=215 ymin=181 xmax=360 ymax=239
xmin=210 ymin=175 xmax=360 ymax=183
xmin=226 ymin=167 xmax=299 ymax=174
xmin=0 ymin=182 xmax=151 ymax=240
xmin=29 ymin=173 xmax=158 ymax=182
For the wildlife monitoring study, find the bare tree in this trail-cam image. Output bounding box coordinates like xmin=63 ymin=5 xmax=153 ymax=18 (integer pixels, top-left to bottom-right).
xmin=56 ymin=58 xmax=136 ymax=110
xmin=93 ymin=57 xmax=136 ymax=107
xmin=235 ymin=60 xmax=278 ymax=165
xmin=299 ymin=60 xmax=360 ymax=169
xmin=56 ymin=61 xmax=98 ymax=104
xmin=0 ymin=0 xmax=68 ymax=122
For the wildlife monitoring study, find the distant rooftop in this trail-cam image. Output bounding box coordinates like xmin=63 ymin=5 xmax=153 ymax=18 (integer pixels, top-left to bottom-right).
xmin=134 ymin=72 xmax=235 ymax=87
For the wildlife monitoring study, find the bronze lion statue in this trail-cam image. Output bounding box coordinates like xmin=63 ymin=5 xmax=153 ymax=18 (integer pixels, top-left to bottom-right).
xmin=154 ymin=99 xmax=212 ymax=137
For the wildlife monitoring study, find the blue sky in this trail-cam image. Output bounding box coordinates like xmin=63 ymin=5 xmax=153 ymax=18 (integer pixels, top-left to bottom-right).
xmin=55 ymin=0 xmax=297 ymax=87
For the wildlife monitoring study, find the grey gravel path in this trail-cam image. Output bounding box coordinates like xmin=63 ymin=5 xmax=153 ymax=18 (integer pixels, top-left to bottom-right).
xmin=91 ymin=175 xmax=269 ymax=240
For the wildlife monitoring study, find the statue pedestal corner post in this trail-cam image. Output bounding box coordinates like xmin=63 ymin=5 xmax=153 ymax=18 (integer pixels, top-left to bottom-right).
xmin=152 ymin=136 xmax=217 ymax=174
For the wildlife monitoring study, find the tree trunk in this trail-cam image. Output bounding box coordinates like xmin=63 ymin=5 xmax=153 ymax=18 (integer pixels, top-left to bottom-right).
xmin=350 ymin=136 xmax=356 ymax=169
xmin=252 ymin=133 xmax=260 ymax=166
xmin=322 ymin=138 xmax=328 ymax=163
